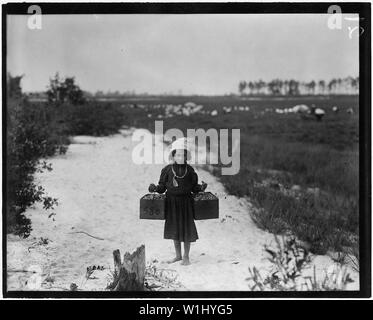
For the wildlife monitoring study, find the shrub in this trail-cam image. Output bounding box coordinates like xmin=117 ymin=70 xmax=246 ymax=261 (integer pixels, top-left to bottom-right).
xmin=247 ymin=235 xmax=354 ymax=291
xmin=47 ymin=72 xmax=86 ymax=105
xmin=6 ymin=97 xmax=65 ymax=236
xmin=61 ymin=102 xmax=126 ymax=136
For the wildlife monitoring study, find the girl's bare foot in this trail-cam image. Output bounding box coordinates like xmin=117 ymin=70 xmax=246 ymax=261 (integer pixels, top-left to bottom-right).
xmin=181 ymin=257 xmax=191 ymax=266
xmin=167 ymin=256 xmax=182 ymax=264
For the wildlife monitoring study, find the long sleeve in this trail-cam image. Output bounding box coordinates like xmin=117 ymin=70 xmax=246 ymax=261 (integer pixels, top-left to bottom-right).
xmin=155 ymin=166 xmax=168 ymax=193
xmin=191 ymin=167 xmax=202 ymax=194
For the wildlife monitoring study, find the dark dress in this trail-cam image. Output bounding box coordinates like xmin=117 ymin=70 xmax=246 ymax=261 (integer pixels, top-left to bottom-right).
xmin=154 ymin=163 xmax=203 ymax=242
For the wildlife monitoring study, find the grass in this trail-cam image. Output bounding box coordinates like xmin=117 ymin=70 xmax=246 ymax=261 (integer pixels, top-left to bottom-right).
xmin=247 ymin=235 xmax=355 ymax=291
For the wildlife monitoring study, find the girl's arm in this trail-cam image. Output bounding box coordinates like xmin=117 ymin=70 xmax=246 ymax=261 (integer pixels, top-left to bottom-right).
xmin=191 ymin=167 xmax=207 ymax=193
xmin=155 ymin=166 xmax=168 ymax=193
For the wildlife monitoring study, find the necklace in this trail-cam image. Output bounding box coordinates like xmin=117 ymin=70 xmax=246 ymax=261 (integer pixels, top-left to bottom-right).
xmin=171 ymin=164 xmax=187 ymax=187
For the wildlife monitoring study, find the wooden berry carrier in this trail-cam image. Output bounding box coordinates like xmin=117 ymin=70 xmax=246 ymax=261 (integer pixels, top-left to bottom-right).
xmin=193 ymin=192 xmax=219 ymax=220
xmin=139 ymin=193 xmax=166 ymax=220
xmin=139 ymin=192 xmax=219 ymax=220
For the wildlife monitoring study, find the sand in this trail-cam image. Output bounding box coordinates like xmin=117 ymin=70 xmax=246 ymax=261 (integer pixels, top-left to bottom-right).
xmin=6 ymin=127 xmax=359 ymax=291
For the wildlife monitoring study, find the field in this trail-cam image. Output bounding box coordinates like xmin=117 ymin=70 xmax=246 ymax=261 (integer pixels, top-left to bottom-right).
xmin=116 ymin=95 xmax=359 ymax=256
xmin=9 ymin=94 xmax=359 ymax=258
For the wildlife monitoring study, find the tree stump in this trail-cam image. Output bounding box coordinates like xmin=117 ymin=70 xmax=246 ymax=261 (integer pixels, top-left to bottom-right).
xmin=110 ymin=245 xmax=145 ymax=291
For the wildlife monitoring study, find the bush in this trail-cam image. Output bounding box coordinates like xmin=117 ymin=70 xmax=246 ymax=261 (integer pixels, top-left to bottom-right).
xmin=61 ymin=102 xmax=126 ymax=136
xmin=6 ymin=97 xmax=66 ymax=236
xmin=47 ymin=72 xmax=86 ymax=105
xmin=247 ymin=235 xmax=355 ymax=291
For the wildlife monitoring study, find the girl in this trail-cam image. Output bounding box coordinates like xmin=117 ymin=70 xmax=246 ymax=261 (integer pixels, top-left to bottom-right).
xmin=148 ymin=138 xmax=207 ymax=266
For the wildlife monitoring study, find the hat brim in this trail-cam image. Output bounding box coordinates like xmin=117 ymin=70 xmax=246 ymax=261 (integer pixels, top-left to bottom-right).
xmin=168 ymin=149 xmax=192 ymax=162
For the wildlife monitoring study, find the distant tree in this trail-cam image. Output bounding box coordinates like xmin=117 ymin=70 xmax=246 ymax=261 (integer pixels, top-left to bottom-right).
xmin=351 ymin=77 xmax=359 ymax=93
xmin=283 ymin=80 xmax=289 ymax=95
xmin=238 ymin=81 xmax=247 ymax=95
xmin=336 ymin=78 xmax=342 ymax=94
xmin=309 ymin=80 xmax=316 ymax=95
xmin=268 ymin=80 xmax=276 ymax=95
xmin=288 ymin=79 xmax=300 ymax=95
xmin=238 ymin=76 xmax=357 ymax=96
xmin=318 ymin=80 xmax=326 ymax=95
xmin=252 ymin=81 xmax=258 ymax=95
xmin=256 ymin=79 xmax=266 ymax=95
xmin=328 ymin=78 xmax=337 ymax=94
xmin=7 ymin=73 xmax=24 ymax=98
xmin=277 ymin=79 xmax=284 ymax=95
xmin=47 ymin=72 xmax=85 ymax=105
xmin=268 ymin=79 xmax=282 ymax=95
xmin=248 ymin=81 xmax=254 ymax=95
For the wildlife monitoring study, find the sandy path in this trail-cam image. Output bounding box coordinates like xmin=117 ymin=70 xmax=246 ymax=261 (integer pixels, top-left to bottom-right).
xmin=6 ymin=127 xmax=359 ymax=291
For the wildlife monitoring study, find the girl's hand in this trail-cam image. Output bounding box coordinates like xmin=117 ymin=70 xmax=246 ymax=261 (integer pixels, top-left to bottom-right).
xmin=201 ymin=181 xmax=207 ymax=191
xmin=148 ymin=183 xmax=157 ymax=193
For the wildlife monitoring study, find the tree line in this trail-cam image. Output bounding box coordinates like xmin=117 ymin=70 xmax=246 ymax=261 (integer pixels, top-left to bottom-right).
xmin=238 ymin=76 xmax=359 ymax=96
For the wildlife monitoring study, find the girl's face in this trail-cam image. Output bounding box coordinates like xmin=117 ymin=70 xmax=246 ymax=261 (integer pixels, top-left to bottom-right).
xmin=173 ymin=149 xmax=186 ymax=164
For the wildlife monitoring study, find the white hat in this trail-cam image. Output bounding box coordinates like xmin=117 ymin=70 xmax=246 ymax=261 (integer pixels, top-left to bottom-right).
xmin=168 ymin=138 xmax=192 ymax=162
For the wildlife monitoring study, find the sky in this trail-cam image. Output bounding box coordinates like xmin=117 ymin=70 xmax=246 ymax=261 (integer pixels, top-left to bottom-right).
xmin=7 ymin=14 xmax=359 ymax=95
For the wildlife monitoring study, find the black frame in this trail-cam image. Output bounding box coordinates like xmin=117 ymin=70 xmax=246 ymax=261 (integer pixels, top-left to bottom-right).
xmin=2 ymin=2 xmax=371 ymax=299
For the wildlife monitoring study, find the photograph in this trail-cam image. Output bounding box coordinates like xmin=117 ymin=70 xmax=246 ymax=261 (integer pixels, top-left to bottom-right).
xmin=2 ymin=1 xmax=371 ymax=299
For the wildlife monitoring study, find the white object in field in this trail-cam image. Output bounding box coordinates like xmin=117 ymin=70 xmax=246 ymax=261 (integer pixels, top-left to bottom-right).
xmin=211 ymin=109 xmax=218 ymax=116
xmin=315 ymin=108 xmax=325 ymax=115
xmin=223 ymin=106 xmax=232 ymax=114
xmin=332 ymin=106 xmax=339 ymax=112
xmin=347 ymin=108 xmax=354 ymax=114
xmin=194 ymin=105 xmax=204 ymax=113
xmin=182 ymin=108 xmax=191 ymax=116
xmin=292 ymin=104 xmax=310 ymax=113
xmin=184 ymin=101 xmax=197 ymax=108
